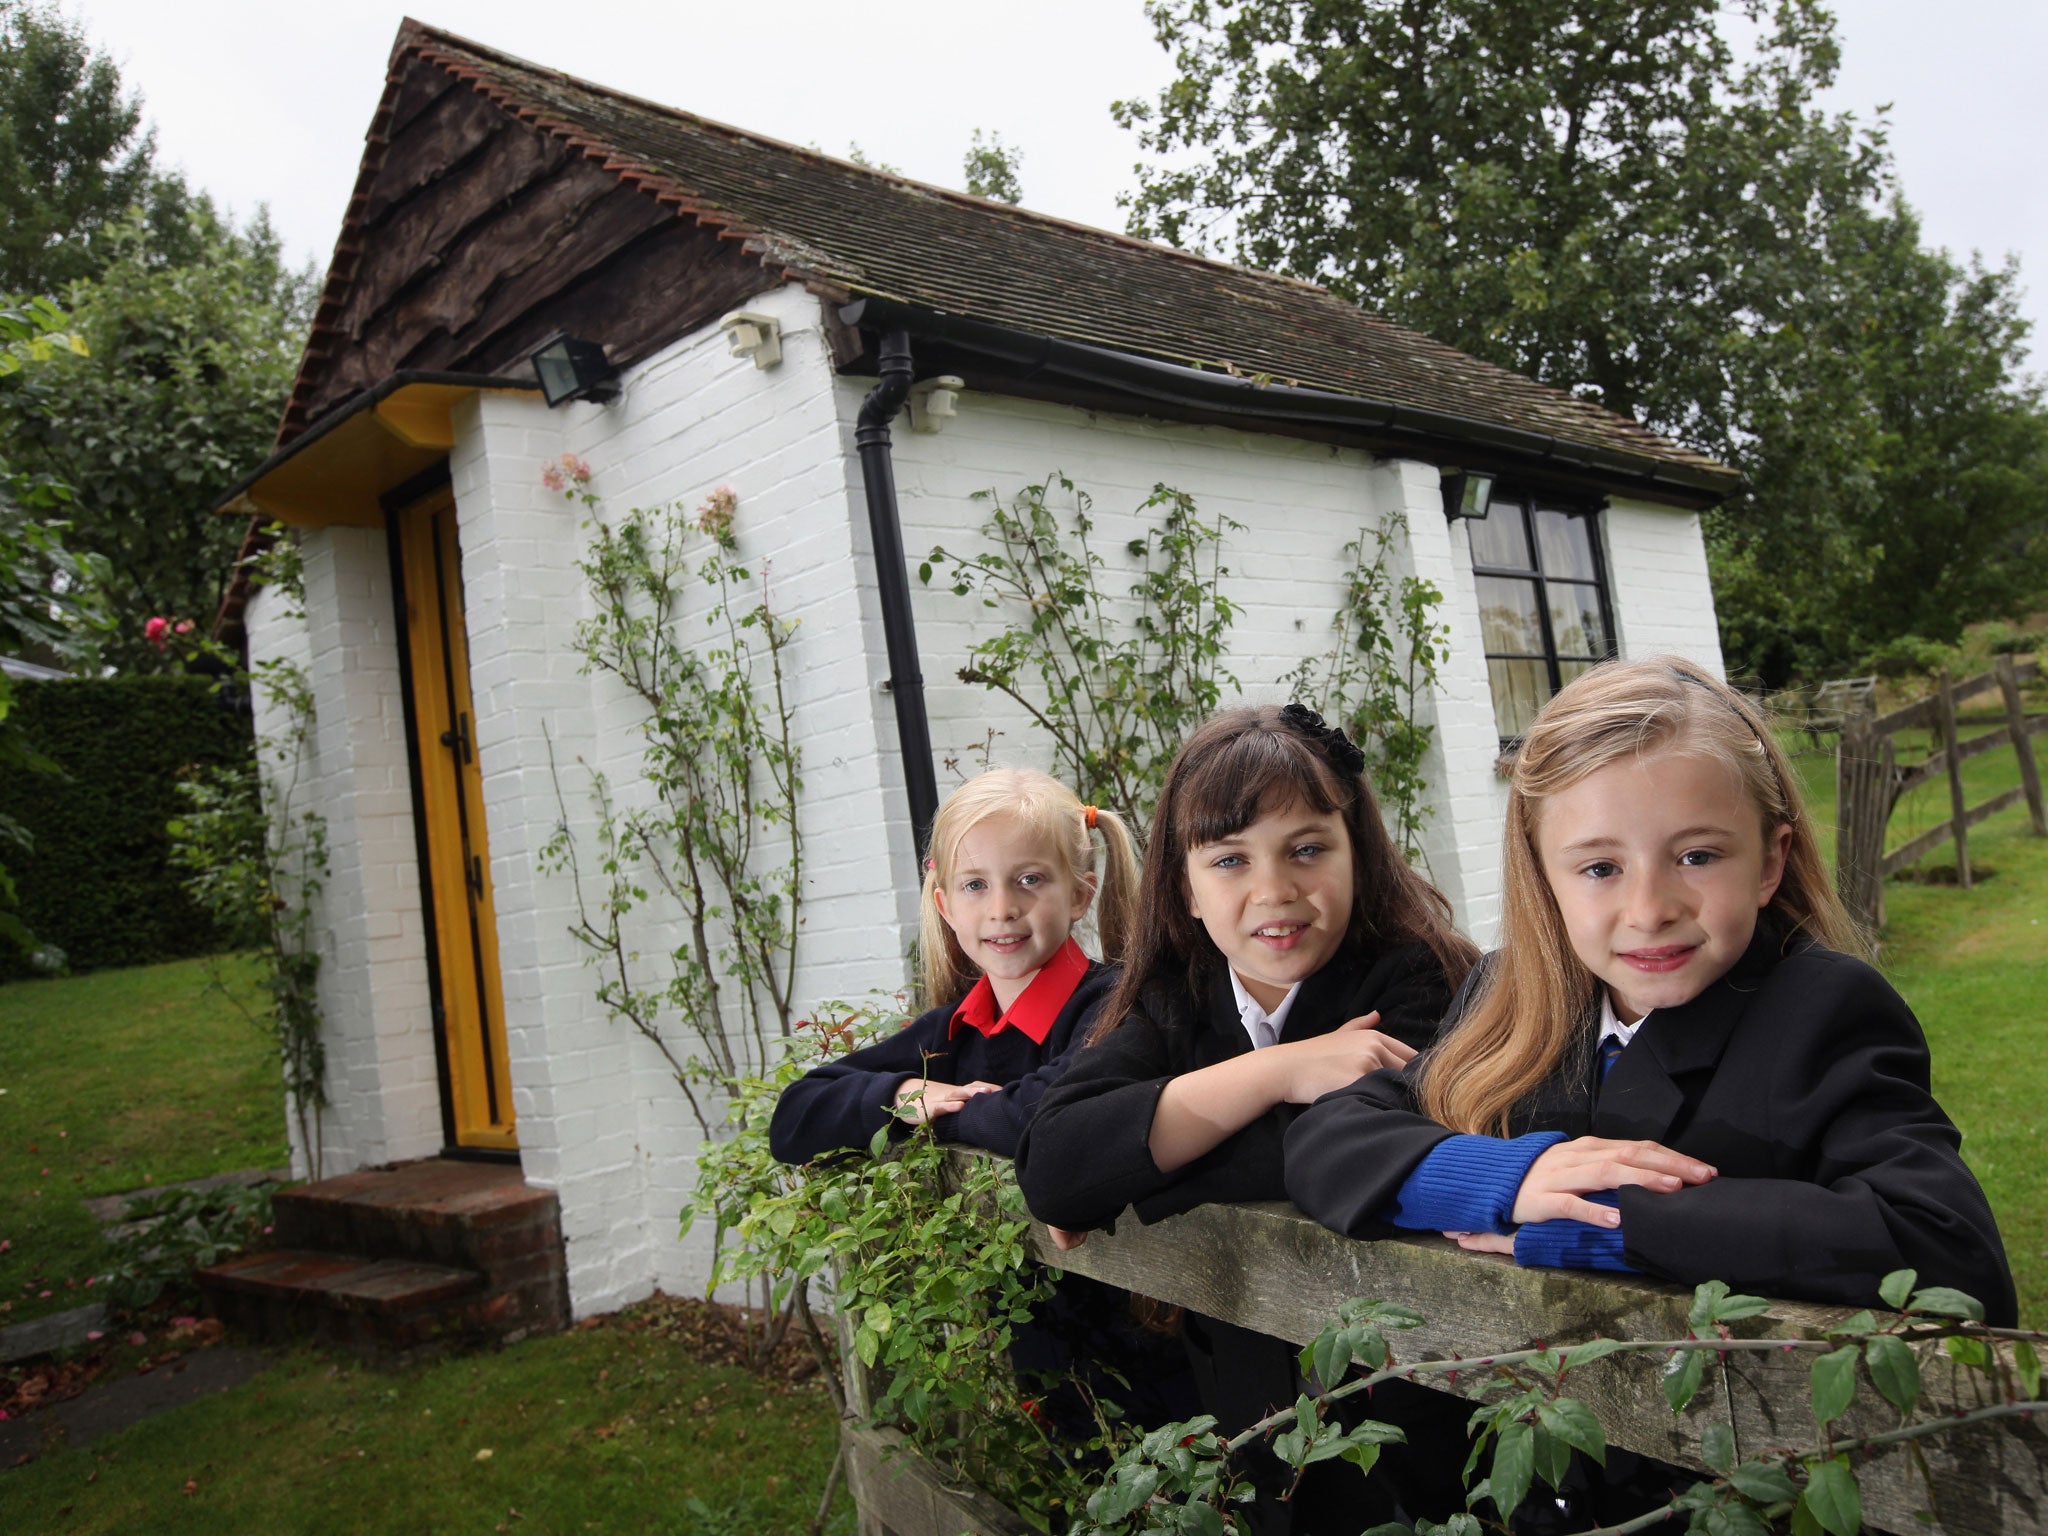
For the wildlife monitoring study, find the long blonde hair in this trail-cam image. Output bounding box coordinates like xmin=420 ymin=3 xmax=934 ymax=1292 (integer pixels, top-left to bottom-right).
xmin=918 ymin=769 xmax=1140 ymax=1004
xmin=1419 ymin=657 xmax=1862 ymax=1135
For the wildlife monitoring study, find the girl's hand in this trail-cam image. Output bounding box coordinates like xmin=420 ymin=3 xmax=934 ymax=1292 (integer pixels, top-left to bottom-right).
xmin=893 ymin=1078 xmax=1000 ymax=1125
xmin=1445 ymin=1230 xmax=1513 ymax=1255
xmin=1269 ymin=1012 xmax=1417 ymax=1104
xmin=1046 ymin=1225 xmax=1089 ymax=1252
xmin=1510 ymin=1138 xmax=1716 ymax=1227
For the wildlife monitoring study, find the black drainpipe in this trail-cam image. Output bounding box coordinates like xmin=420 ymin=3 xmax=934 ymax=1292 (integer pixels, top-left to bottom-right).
xmin=853 ymin=329 xmax=940 ymax=861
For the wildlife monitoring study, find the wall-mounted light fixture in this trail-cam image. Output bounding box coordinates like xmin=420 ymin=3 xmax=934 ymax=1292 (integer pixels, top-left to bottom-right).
xmin=531 ymin=336 xmax=619 ymax=406
xmin=1440 ymin=468 xmax=1495 ymax=521
xmin=718 ymin=310 xmax=783 ymax=369
xmin=908 ymin=375 xmax=965 ymax=433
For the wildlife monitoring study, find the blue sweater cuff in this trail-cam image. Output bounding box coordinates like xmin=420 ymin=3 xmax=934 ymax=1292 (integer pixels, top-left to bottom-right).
xmin=1513 ymin=1193 xmax=1637 ymax=1272
xmin=1382 ymin=1132 xmax=1568 ymax=1234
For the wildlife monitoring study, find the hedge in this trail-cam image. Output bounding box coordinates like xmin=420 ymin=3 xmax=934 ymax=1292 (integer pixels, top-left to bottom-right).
xmin=0 ymin=673 xmax=256 ymax=980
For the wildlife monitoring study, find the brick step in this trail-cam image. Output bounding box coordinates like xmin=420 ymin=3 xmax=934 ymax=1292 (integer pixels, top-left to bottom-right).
xmin=201 ymin=1250 xmax=485 ymax=1315
xmin=270 ymin=1160 xmax=555 ymax=1276
xmin=200 ymin=1159 xmax=570 ymax=1363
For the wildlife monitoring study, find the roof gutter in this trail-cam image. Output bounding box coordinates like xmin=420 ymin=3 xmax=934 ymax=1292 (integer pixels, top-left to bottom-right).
xmin=853 ymin=330 xmax=940 ymax=862
xmin=839 ymin=297 xmax=1741 ymax=508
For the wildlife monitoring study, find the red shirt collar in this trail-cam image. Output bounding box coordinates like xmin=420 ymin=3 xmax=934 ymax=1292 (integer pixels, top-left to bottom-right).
xmin=949 ymin=938 xmax=1090 ymax=1045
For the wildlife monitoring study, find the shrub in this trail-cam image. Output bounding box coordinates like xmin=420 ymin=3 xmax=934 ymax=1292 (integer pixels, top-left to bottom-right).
xmin=0 ymin=673 xmax=254 ymax=979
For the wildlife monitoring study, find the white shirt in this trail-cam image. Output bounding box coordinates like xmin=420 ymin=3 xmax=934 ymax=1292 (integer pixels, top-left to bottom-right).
xmin=1596 ymin=990 xmax=1649 ymax=1049
xmin=1229 ymin=969 xmax=1302 ymax=1050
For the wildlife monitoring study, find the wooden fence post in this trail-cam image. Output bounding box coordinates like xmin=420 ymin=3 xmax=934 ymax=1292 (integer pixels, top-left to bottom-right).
xmin=1936 ymin=669 xmax=1972 ymax=888
xmin=1836 ymin=707 xmax=1887 ymax=938
xmin=1996 ymin=653 xmax=2047 ymax=836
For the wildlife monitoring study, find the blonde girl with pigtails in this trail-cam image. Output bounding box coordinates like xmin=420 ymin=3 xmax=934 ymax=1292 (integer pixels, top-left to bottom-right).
xmin=771 ymin=768 xmax=1138 ymax=1163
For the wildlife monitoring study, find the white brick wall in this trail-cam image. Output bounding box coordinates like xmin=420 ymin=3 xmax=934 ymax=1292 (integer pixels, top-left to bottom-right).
xmin=248 ymin=527 xmax=441 ymax=1178
xmin=244 ymin=279 xmax=1730 ymax=1312
xmin=1602 ymin=497 xmax=1726 ymax=677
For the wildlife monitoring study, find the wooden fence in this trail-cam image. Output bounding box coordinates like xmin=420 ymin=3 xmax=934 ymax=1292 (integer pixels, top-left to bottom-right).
xmin=840 ymin=1172 xmax=2046 ymax=1536
xmin=1836 ymin=655 xmax=2046 ymax=934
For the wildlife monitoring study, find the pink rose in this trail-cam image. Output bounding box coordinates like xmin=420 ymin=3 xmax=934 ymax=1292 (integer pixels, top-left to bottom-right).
xmin=144 ymin=616 xmax=170 ymax=646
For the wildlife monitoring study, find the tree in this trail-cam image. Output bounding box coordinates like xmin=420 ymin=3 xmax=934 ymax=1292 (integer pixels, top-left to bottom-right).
xmin=0 ymin=0 xmax=148 ymax=294
xmin=963 ymin=129 xmax=1024 ymax=205
xmin=1 ymin=207 xmax=312 ymax=671
xmin=1710 ymin=206 xmax=2048 ymax=679
xmin=0 ymin=295 xmax=109 ymax=955
xmin=1113 ymin=0 xmax=2046 ymax=681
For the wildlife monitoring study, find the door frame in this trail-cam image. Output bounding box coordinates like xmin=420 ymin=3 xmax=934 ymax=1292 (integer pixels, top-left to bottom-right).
xmin=383 ymin=463 xmax=519 ymax=1157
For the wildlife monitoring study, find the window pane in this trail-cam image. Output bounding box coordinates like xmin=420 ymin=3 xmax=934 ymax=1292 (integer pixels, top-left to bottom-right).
xmin=1468 ymin=504 xmax=1531 ymax=570
xmin=1477 ymin=575 xmax=1543 ymax=655
xmin=1557 ymin=658 xmax=1601 ymax=692
xmin=1547 ymin=581 xmax=1609 ymax=658
xmin=1488 ymin=657 xmax=1551 ymax=739
xmin=1535 ymin=509 xmax=1597 ymax=580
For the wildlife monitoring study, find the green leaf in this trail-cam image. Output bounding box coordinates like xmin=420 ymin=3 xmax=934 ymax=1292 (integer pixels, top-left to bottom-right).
xmin=2014 ymin=1338 xmax=2041 ymax=1400
xmin=1729 ymin=1459 xmax=1799 ymax=1504
xmin=1488 ymin=1420 xmax=1534 ymax=1521
xmin=1560 ymin=1337 xmax=1627 ymax=1371
xmin=1712 ymin=1292 xmax=1773 ymax=1324
xmin=1701 ymin=1421 xmax=1735 ymax=1473
xmin=1664 ymin=1348 xmax=1707 ymax=1412
xmin=1810 ymin=1346 xmax=1860 ymax=1427
xmin=854 ymin=1325 xmax=879 ymax=1369
xmin=1878 ymin=1269 xmax=1917 ymax=1311
xmin=1944 ymin=1335 xmax=1989 ymax=1369
xmin=1907 ymin=1286 xmax=1985 ymax=1322
xmin=1529 ymin=1422 xmax=1571 ymax=1491
xmin=1862 ymin=1332 xmax=1919 ymax=1415
xmin=1800 ymin=1458 xmax=1862 ymax=1536
xmin=1537 ymin=1397 xmax=1606 ymax=1463
xmin=1825 ymin=1310 xmax=1877 ymax=1338
xmin=1690 ymin=1280 xmax=1732 ymax=1333
xmin=676 ymin=1202 xmax=696 ymax=1242
xmin=1705 ymin=1502 xmax=1772 ymax=1536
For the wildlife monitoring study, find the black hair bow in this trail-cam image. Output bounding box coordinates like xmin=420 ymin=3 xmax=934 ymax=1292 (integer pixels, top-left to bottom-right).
xmin=1280 ymin=702 xmax=1367 ymax=777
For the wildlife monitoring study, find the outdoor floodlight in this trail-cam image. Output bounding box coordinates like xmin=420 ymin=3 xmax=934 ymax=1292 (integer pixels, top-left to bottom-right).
xmin=531 ymin=336 xmax=620 ymax=406
xmin=1441 ymin=469 xmax=1496 ymax=521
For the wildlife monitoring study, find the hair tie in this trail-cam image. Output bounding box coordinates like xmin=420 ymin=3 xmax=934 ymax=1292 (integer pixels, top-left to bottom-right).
xmin=924 ymin=856 xmax=934 ymax=872
xmin=1082 ymin=804 xmax=1098 ymax=830
xmin=1279 ymin=702 xmax=1366 ymax=777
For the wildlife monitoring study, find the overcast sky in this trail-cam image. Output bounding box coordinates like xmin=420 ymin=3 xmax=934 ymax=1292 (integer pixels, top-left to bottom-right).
xmin=56 ymin=0 xmax=2046 ymax=365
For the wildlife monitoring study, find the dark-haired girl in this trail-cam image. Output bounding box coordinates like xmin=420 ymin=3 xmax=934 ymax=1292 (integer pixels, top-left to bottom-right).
xmin=1014 ymin=704 xmax=1479 ymax=1533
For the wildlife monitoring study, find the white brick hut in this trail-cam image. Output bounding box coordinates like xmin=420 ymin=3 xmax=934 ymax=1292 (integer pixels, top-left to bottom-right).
xmin=211 ymin=20 xmax=1739 ymax=1321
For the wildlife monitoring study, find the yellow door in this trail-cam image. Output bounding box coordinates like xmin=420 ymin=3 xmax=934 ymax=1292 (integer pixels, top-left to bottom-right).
xmin=397 ymin=491 xmax=517 ymax=1150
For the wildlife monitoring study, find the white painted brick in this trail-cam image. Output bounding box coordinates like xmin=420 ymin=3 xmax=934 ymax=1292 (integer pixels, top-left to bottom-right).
xmin=261 ymin=280 xmax=1722 ymax=1312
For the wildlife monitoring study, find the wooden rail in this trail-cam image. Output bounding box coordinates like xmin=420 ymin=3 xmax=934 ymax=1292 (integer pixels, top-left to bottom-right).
xmin=836 ymin=1159 xmax=2044 ymax=1536
xmin=1836 ymin=655 xmax=2046 ymax=934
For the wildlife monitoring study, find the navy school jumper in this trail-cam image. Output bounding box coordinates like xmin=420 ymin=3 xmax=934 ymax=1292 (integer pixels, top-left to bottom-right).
xmin=1284 ymin=924 xmax=2018 ymax=1326
xmin=770 ymin=945 xmax=1115 ymax=1164
xmin=1014 ymin=940 xmax=1470 ymax=1535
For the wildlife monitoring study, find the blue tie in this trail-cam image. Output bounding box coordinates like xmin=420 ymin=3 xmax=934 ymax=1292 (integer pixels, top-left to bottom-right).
xmin=1598 ymin=1037 xmax=1626 ymax=1082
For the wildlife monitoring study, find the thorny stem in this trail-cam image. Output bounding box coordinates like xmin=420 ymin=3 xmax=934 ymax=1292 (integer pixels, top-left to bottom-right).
xmin=1560 ymin=1401 xmax=2048 ymax=1536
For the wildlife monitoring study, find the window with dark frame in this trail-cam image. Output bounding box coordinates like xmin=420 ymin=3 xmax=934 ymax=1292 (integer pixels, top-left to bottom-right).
xmin=1467 ymin=494 xmax=1617 ymax=742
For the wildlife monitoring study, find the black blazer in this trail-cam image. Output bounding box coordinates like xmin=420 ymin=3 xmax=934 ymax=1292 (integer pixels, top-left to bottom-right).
xmin=769 ymin=963 xmax=1116 ymax=1162
xmin=1014 ymin=940 xmax=1455 ymax=1231
xmin=1284 ymin=930 xmax=2018 ymax=1326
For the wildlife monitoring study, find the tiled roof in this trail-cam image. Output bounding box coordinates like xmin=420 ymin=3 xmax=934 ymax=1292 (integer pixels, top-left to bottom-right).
xmin=299 ymin=19 xmax=1733 ymax=490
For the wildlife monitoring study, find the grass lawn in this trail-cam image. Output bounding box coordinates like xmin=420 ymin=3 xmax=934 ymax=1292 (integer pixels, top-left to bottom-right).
xmin=4 ymin=1304 xmax=852 ymax=1534
xmin=0 ymin=954 xmax=287 ymax=1326
xmin=1787 ymin=708 xmax=2048 ymax=1324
